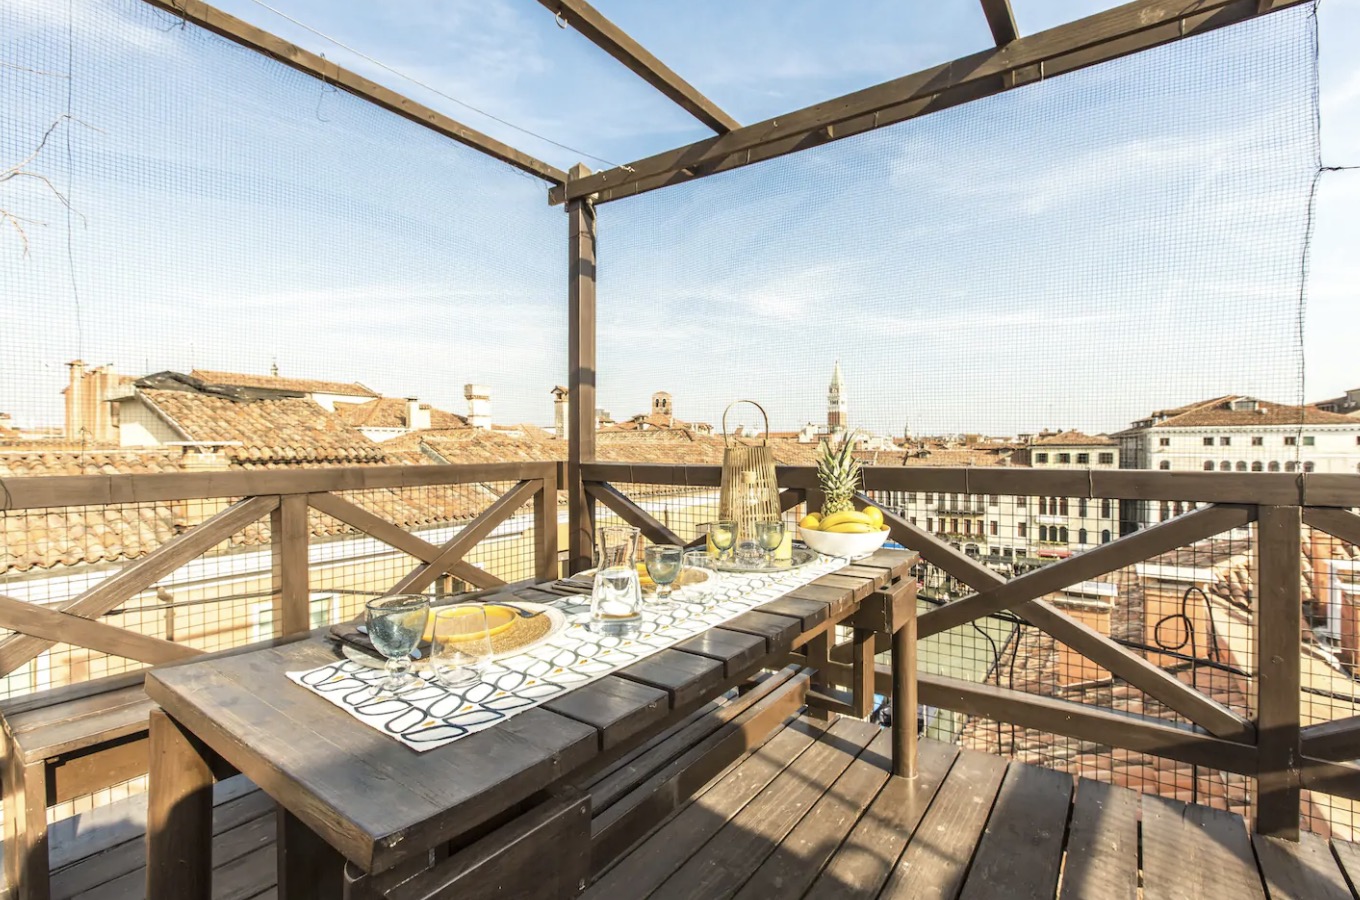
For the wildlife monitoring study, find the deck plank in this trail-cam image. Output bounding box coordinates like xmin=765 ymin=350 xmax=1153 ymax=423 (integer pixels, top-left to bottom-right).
xmin=732 ymin=727 xmax=893 ymax=900
xmin=878 ymin=748 xmax=1008 ymax=900
xmin=960 ymin=762 xmax=1072 ymax=900
xmin=647 ymin=717 xmax=880 ymax=899
xmin=1253 ymin=831 xmax=1353 ymax=900
xmin=581 ymin=716 xmax=829 ymax=898
xmin=1142 ymin=794 xmax=1266 ymax=900
xmin=802 ymin=739 xmax=959 ymax=900
xmin=1331 ymin=838 xmax=1360 ymax=896
xmin=1059 ymin=779 xmax=1139 ymax=900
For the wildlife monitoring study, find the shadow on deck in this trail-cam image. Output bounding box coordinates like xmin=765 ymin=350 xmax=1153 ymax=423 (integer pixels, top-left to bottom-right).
xmin=22 ymin=715 xmax=1360 ymax=899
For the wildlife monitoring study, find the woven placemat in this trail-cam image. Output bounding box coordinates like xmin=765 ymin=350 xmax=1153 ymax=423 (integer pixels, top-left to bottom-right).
xmin=489 ymin=613 xmax=553 ymax=655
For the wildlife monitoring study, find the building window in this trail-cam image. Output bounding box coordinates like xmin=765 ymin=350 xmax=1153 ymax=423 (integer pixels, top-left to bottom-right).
xmin=1018 ymin=522 xmax=1027 ymax=537
xmin=1078 ymin=498 xmax=1087 ymax=517
xmin=1059 ymin=498 xmax=1069 ymax=515
xmin=1076 ymin=453 xmax=1089 ymax=465
xmin=1173 ymin=502 xmax=1184 ymax=516
xmin=1059 ymin=527 xmax=1069 ymax=542
xmin=1159 ymin=438 xmax=1171 ymax=447
xmin=310 ymin=595 xmax=334 ymax=629
xmin=951 ymin=518 xmax=959 ymax=534
xmin=964 ymin=520 xmax=972 ymax=535
xmin=250 ymin=602 xmax=276 ymax=644
xmin=1160 ymin=460 xmax=1171 ymax=470
xmin=1284 ymin=436 xmax=1297 ymax=446
xmin=907 ymin=492 xmax=916 ymax=503
xmin=1039 ymin=497 xmax=1048 ymax=515
xmin=1251 ymin=461 xmax=1263 ymax=472
xmin=926 ymin=518 xmax=933 ymax=531
xmin=909 ymin=517 xmax=917 ymax=526
xmin=1303 ymin=461 xmax=1315 ymax=473
xmin=1160 ymin=501 xmax=1171 ymax=520
xmin=1203 ymin=437 xmax=1214 ymax=447
xmin=1303 ymin=436 xmax=1315 ymax=446
xmin=1101 ymin=499 xmax=1112 ymax=518
xmin=1058 ymin=453 xmax=1072 ymax=464
xmin=1219 ymin=461 xmax=1231 ymax=471
xmin=1078 ymin=528 xmax=1088 ymax=545
xmin=1251 ymin=436 xmax=1263 ymax=446
xmin=1268 ymin=461 xmax=1280 ymax=472
xmin=1098 ymin=452 xmax=1114 ymax=465
xmin=1285 ymin=461 xmax=1298 ymax=473
xmin=1101 ymin=529 xmax=1112 ymax=544
xmin=989 ymin=494 xmax=998 ymax=505
xmin=1219 ymin=437 xmax=1231 ymax=446
xmin=1016 ymin=496 xmax=1026 ymax=508
xmin=990 ymin=520 xmax=998 ymax=536
xmin=1203 ymin=461 xmax=1214 ymax=471
xmin=925 ymin=493 xmax=935 ymax=504
xmin=1235 ymin=461 xmax=1247 ymax=472
xmin=1035 ymin=453 xmax=1048 ymax=464
xmin=1039 ymin=525 xmax=1048 ymax=541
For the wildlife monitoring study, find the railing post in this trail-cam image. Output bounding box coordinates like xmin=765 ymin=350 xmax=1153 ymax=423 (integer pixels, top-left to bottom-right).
xmin=533 ymin=468 xmax=560 ymax=582
xmin=567 ymin=164 xmax=597 ymax=574
xmin=1254 ymin=504 xmax=1301 ymax=839
xmin=892 ymin=587 xmax=919 ymax=779
xmin=271 ymin=493 xmax=310 ymax=636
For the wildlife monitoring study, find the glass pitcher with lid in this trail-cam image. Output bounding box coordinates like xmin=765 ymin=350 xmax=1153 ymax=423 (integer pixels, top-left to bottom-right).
xmin=590 ymin=525 xmax=643 ymax=636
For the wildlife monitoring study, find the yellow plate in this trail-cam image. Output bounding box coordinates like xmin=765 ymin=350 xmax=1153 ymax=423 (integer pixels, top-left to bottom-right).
xmin=423 ymin=604 xmax=518 ymax=643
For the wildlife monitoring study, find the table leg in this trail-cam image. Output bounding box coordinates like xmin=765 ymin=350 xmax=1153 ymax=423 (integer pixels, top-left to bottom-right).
xmin=891 ymin=615 xmax=919 ymax=779
xmin=147 ymin=708 xmax=215 ymax=900
xmin=278 ymin=807 xmax=345 ymax=899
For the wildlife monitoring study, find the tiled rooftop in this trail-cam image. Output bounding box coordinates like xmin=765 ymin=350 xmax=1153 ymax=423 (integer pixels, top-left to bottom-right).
xmin=333 ymin=397 xmax=468 ymax=430
xmin=1031 ymin=430 xmax=1118 ymax=446
xmin=188 ymin=369 xmax=378 ymax=398
xmin=1149 ymin=396 xmax=1359 ymax=428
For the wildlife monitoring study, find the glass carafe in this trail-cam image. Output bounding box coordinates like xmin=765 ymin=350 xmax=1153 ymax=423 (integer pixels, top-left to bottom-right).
xmin=590 ymin=525 xmax=643 ymax=636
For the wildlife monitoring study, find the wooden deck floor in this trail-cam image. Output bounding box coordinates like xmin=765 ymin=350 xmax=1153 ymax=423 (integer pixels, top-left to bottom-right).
xmin=22 ymin=715 xmax=1360 ymax=899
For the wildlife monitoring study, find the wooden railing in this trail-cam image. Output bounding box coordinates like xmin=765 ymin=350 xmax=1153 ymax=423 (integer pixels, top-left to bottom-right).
xmin=580 ymin=461 xmax=1360 ymax=840
xmin=0 ymin=462 xmax=559 ymax=680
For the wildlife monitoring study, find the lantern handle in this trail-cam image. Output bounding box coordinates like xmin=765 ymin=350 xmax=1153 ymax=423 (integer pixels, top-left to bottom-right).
xmin=722 ymin=400 xmax=770 ymax=448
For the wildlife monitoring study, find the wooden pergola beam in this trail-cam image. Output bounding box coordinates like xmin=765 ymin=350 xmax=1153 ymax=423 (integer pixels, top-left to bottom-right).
xmin=141 ymin=0 xmax=567 ymax=185
xmin=979 ymin=0 xmax=1020 ymax=46
xmin=537 ymin=0 xmax=739 ymax=134
xmin=551 ymin=0 xmax=1310 ymax=205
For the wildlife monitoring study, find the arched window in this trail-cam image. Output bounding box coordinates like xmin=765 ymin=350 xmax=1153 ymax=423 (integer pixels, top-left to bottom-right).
xmin=1078 ymin=499 xmax=1088 ymax=517
xmin=1219 ymin=461 xmax=1231 ymax=471
xmin=1303 ymin=461 xmax=1315 ymax=473
xmin=1235 ymin=461 xmax=1247 ymax=472
xmin=1251 ymin=461 xmax=1263 ymax=472
xmin=1203 ymin=461 xmax=1215 ymax=471
xmin=1060 ymin=498 xmax=1070 ymax=515
xmin=1285 ymin=461 xmax=1298 ymax=473
xmin=1038 ymin=497 xmax=1048 ymax=515
xmin=1101 ymin=499 xmax=1112 ymax=518
xmin=1268 ymin=461 xmax=1281 ymax=472
xmin=1160 ymin=460 xmax=1171 ymax=470
xmin=1101 ymin=529 xmax=1112 ymax=544
xmin=1059 ymin=527 xmax=1069 ymax=542
xmin=1078 ymin=528 xmax=1088 ymax=545
xmin=1039 ymin=525 xmax=1048 ymax=541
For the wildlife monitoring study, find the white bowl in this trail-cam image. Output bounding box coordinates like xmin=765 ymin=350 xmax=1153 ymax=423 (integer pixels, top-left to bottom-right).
xmin=799 ymin=527 xmax=890 ymax=559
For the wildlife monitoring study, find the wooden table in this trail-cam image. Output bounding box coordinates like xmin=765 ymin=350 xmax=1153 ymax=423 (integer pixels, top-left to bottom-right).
xmin=143 ymin=550 xmax=916 ymax=899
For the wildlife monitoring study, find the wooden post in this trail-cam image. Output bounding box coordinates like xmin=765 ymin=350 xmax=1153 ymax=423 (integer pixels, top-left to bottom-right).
xmin=533 ymin=470 xmax=560 ymax=583
xmin=892 ymin=597 xmax=919 ymax=779
xmin=1254 ymin=505 xmax=1302 ymax=838
xmin=851 ymin=627 xmax=876 ymax=719
xmin=3 ymin=735 xmax=50 ymax=900
xmin=278 ymin=808 xmax=345 ymax=899
xmin=146 ymin=708 xmax=216 ymax=900
xmin=272 ymin=493 xmax=310 ymax=635
xmin=567 ymin=163 xmax=598 ymax=574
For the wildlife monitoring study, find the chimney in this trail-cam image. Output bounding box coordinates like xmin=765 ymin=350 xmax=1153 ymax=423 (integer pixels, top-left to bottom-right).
xmin=406 ymin=397 xmax=431 ymax=432
xmin=464 ymin=384 xmax=492 ymax=431
xmin=551 ymin=386 xmax=569 ymax=440
xmin=65 ymin=360 xmax=86 ymax=439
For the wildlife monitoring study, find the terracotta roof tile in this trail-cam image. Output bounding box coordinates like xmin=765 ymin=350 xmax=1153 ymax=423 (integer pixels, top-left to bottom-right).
xmin=189 ymin=369 xmax=378 ymax=398
xmin=1031 ymin=430 xmax=1117 ymax=446
xmin=333 ymin=398 xmax=468 ymax=430
xmin=1149 ymin=397 xmax=1358 ymax=428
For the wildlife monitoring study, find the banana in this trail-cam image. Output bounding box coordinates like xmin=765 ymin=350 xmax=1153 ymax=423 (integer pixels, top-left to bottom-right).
xmin=819 ymin=510 xmax=873 ymax=530
xmin=825 ymin=522 xmax=876 ymax=534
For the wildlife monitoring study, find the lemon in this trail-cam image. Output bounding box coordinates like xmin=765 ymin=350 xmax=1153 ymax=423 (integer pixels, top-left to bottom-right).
xmin=799 ymin=513 xmax=821 ymax=531
xmin=864 ymin=506 xmax=884 ymax=528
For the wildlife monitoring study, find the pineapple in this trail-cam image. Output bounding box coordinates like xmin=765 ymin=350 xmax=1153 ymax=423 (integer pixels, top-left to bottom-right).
xmin=817 ymin=431 xmax=861 ymax=518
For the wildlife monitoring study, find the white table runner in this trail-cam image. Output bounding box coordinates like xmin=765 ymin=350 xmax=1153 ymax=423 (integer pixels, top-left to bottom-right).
xmin=288 ymin=556 xmax=847 ymax=752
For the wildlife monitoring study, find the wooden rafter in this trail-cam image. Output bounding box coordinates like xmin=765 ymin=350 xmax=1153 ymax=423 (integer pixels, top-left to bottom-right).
xmin=584 ymin=481 xmax=682 ymax=547
xmin=537 ymin=0 xmax=739 ymax=134
xmin=552 ymin=0 xmax=1311 ymax=205
xmin=979 ymin=0 xmax=1019 ymax=46
xmin=0 ymin=594 xmax=201 ymax=666
xmin=140 ymin=0 xmax=567 ymax=184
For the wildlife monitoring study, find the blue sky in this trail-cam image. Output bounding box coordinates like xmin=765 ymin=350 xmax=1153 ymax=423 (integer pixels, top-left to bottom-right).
xmin=1 ymin=0 xmax=1356 ymax=436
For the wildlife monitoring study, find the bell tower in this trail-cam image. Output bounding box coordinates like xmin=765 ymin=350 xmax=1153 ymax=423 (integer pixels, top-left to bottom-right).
xmin=827 ymin=361 xmax=847 ymax=432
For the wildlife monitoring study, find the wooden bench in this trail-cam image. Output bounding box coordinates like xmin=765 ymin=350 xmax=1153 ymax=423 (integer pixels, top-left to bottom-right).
xmin=1 ymin=671 xmax=155 ymax=900
xmin=343 ymin=666 xmax=813 ymax=900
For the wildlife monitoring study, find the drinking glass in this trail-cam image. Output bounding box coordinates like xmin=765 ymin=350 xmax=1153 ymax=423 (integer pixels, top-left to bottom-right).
xmin=755 ymin=519 xmax=786 ymax=567
xmin=591 ymin=525 xmax=643 ymax=636
xmin=645 ymin=543 xmax=684 ymax=606
xmin=708 ymin=520 xmax=738 ymax=562
xmin=430 ymin=606 xmax=493 ymax=689
xmin=681 ymin=550 xmax=718 ymax=604
xmin=365 ymin=594 xmax=430 ymax=695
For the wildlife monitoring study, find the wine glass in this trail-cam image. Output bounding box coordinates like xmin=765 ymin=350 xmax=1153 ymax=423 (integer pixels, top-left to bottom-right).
xmin=709 ymin=520 xmax=738 ymax=562
xmin=755 ymin=519 xmax=786 ymax=567
xmin=645 ymin=543 xmax=684 ymax=606
xmin=365 ymin=594 xmax=430 ymax=696
xmin=430 ymin=605 xmax=493 ymax=689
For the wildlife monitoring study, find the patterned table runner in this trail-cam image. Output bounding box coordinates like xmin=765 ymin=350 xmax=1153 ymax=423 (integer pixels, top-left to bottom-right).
xmin=288 ymin=556 xmax=847 ymax=751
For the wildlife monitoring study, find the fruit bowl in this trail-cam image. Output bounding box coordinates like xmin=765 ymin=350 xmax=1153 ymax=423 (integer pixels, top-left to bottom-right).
xmin=799 ymin=526 xmax=890 ymax=559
